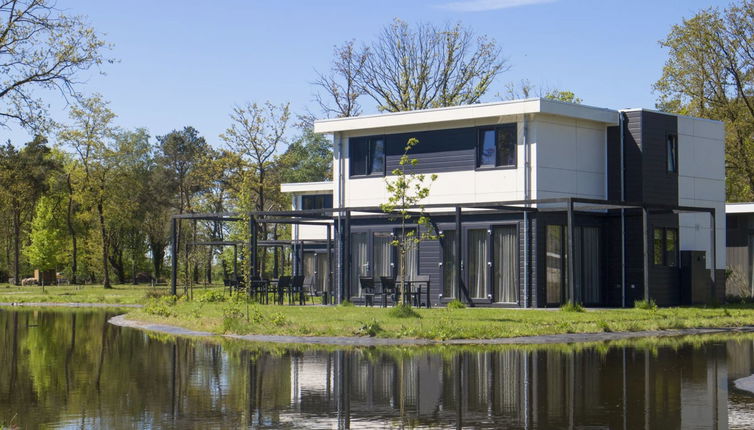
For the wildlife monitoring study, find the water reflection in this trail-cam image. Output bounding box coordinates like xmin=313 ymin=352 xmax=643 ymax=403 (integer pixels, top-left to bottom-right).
xmin=0 ymin=309 xmax=750 ymax=429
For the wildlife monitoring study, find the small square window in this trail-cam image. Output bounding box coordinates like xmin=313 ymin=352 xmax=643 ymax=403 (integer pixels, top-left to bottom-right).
xmin=665 ymin=229 xmax=678 ymax=267
xmin=653 ymin=228 xmax=664 ymax=265
xmin=477 ymin=124 xmax=517 ymax=168
xmin=667 ymin=134 xmax=678 ymax=173
xmin=349 ymin=136 xmax=385 ymax=177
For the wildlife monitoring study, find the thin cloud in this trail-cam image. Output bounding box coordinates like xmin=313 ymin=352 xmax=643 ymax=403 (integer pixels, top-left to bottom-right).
xmin=438 ymin=0 xmax=556 ymax=12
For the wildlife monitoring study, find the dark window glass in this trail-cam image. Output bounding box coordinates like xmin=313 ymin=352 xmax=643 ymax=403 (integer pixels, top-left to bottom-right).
xmin=667 ymin=134 xmax=678 ymax=173
xmin=301 ymin=194 xmax=333 ymax=210
xmin=477 ymin=125 xmax=517 ymax=168
xmin=478 ymin=129 xmax=497 ymax=167
xmin=350 ymin=138 xmax=368 ymax=176
xmin=350 ymin=136 xmax=385 ymax=177
xmin=665 ymin=229 xmax=678 ymax=267
xmin=370 ymin=139 xmax=385 ymax=175
xmin=497 ymin=125 xmax=517 ymax=167
xmin=653 ymin=228 xmax=664 ymax=265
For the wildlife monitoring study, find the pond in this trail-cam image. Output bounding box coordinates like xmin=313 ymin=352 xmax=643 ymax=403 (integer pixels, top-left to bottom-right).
xmin=1 ymin=309 xmax=753 ymax=429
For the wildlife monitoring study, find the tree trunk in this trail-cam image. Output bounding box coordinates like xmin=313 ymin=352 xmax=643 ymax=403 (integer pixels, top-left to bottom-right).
xmin=108 ymin=245 xmax=125 ymax=284
xmin=206 ymin=246 xmax=212 ymax=285
xmin=12 ymin=208 xmax=20 ymax=286
xmin=97 ymin=199 xmax=111 ymax=289
xmin=66 ymin=174 xmax=78 ymax=284
xmin=273 ymin=224 xmax=279 ymax=278
xmin=149 ymin=237 xmax=165 ymax=282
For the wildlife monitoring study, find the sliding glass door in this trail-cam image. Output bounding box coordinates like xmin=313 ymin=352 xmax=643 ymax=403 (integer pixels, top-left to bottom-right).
xmin=467 ymin=229 xmax=489 ymax=300
xmin=493 ymin=226 xmax=518 ymax=303
xmin=546 ymin=225 xmax=566 ymax=306
xmin=442 ymin=230 xmax=457 ymax=298
xmin=373 ymin=232 xmax=393 ymax=281
xmin=350 ymin=232 xmax=368 ymax=297
xmin=546 ymin=224 xmax=601 ymax=306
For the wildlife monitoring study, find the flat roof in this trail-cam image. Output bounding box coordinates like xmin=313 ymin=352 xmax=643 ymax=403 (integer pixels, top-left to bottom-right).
xmin=280 ymin=181 xmax=334 ymax=194
xmin=726 ymin=202 xmax=754 ymax=214
xmin=313 ymin=98 xmax=620 ymax=134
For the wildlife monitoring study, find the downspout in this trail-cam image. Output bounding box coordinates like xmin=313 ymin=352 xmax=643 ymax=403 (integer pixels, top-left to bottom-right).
xmin=620 ymin=112 xmax=626 ymax=308
xmin=335 ymin=132 xmax=345 ymax=304
xmin=523 ymin=114 xmax=530 ymax=308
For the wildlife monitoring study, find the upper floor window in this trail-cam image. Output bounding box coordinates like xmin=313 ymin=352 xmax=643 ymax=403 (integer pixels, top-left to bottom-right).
xmin=667 ymin=134 xmax=678 ymax=173
xmin=350 ymin=136 xmax=385 ymax=177
xmin=301 ymin=194 xmax=333 ymax=210
xmin=477 ymin=124 xmax=517 ymax=168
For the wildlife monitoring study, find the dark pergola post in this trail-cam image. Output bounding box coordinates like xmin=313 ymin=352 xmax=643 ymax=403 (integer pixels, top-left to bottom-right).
xmin=233 ymin=244 xmax=238 ymax=282
xmin=344 ymin=210 xmax=351 ymax=302
xmin=566 ymin=198 xmax=575 ymax=303
xmin=455 ymin=206 xmax=463 ymax=304
xmin=250 ymin=216 xmax=258 ymax=278
xmin=170 ymin=217 xmax=178 ymax=295
xmin=642 ymin=206 xmax=650 ymax=302
xmin=327 ymin=224 xmax=333 ymax=305
xmin=710 ymin=210 xmax=717 ymax=303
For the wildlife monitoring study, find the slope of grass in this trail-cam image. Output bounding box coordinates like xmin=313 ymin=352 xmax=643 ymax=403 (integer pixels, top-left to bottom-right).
xmin=0 ymin=283 xmax=222 ymax=305
xmin=126 ymin=295 xmax=754 ymax=340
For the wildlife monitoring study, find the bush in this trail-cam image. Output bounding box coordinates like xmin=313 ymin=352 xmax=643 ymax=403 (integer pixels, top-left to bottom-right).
xmin=339 ymin=300 xmax=354 ymax=307
xmin=560 ymin=301 xmax=585 ymax=313
xmin=447 ymin=299 xmax=466 ymax=309
xmin=597 ymin=320 xmax=612 ymax=332
xmin=144 ymin=295 xmax=178 ymax=317
xmin=355 ymin=319 xmax=382 ymax=337
xmin=388 ymin=303 xmax=421 ymax=318
xmin=269 ymin=312 xmax=289 ymax=326
xmin=197 ymin=290 xmax=226 ymax=303
xmin=634 ymin=299 xmax=657 ymax=310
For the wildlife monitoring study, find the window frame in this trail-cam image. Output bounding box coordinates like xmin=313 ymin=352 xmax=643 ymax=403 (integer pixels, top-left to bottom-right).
xmin=666 ymin=133 xmax=678 ymax=174
xmin=475 ymin=124 xmax=517 ymax=170
xmin=300 ymin=194 xmax=333 ymax=210
xmin=349 ymin=135 xmax=386 ymax=178
xmin=653 ymin=227 xmax=679 ymax=267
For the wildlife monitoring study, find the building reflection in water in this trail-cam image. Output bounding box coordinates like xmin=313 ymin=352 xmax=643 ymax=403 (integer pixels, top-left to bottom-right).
xmin=244 ymin=342 xmax=733 ymax=429
xmin=0 ymin=310 xmax=750 ymax=429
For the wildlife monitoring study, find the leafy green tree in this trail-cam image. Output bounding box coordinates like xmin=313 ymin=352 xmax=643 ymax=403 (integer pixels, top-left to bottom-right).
xmin=57 ymin=95 xmax=118 ymax=288
xmin=24 ymin=194 xmax=66 ymax=271
xmin=0 ymin=136 xmax=57 ymax=284
xmin=0 ymin=0 xmax=110 ymax=131
xmin=654 ymin=1 xmax=754 ymax=200
xmin=278 ymin=127 xmax=333 ymax=183
xmin=380 ymin=138 xmax=438 ymax=303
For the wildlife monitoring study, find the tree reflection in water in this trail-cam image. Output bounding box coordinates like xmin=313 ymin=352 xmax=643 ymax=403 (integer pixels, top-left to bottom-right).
xmin=0 ymin=309 xmax=749 ymax=429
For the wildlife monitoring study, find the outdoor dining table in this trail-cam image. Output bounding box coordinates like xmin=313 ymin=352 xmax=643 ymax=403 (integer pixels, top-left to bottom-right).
xmin=394 ymin=278 xmax=431 ymax=308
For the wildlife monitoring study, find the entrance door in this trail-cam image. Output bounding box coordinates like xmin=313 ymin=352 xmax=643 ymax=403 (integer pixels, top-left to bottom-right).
xmin=546 ymin=225 xmax=566 ymax=306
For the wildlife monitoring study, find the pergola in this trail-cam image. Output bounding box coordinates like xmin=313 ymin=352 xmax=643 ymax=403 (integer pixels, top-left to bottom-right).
xmin=169 ymin=197 xmax=717 ymax=306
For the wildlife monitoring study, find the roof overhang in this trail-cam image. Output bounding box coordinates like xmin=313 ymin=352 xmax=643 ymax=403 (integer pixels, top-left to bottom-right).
xmin=726 ymin=203 xmax=754 ymax=214
xmin=280 ymin=181 xmax=334 ymax=194
xmin=313 ymin=98 xmax=620 ymax=134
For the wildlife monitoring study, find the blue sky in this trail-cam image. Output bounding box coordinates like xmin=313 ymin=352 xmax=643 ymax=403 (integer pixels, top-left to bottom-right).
xmin=4 ymin=0 xmax=732 ymax=146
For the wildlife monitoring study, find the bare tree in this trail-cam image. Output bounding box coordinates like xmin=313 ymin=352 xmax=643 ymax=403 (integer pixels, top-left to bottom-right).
xmin=313 ymin=40 xmax=367 ymax=118
xmin=0 ymin=0 xmax=110 ymax=131
xmin=361 ymin=19 xmax=507 ymax=112
xmin=501 ymin=79 xmax=583 ymax=104
xmin=315 ymin=19 xmax=507 ymax=115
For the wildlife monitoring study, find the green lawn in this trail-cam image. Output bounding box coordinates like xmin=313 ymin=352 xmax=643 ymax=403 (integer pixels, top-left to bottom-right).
xmin=5 ymin=284 xmax=754 ymax=341
xmin=0 ymin=283 xmax=223 ymax=305
xmin=125 ymin=294 xmax=754 ymax=340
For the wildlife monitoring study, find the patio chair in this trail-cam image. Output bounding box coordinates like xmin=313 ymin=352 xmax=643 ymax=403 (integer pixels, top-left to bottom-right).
xmin=291 ymin=275 xmax=306 ymax=305
xmin=276 ymin=276 xmax=291 ymax=305
xmin=249 ymin=276 xmax=267 ymax=303
xmin=303 ymin=276 xmax=319 ymax=304
xmin=411 ymin=275 xmax=430 ymax=307
xmin=359 ymin=277 xmax=376 ymax=307
xmin=379 ymin=276 xmax=398 ymax=307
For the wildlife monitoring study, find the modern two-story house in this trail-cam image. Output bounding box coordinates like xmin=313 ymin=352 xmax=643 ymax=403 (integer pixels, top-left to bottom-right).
xmin=282 ymin=98 xmax=725 ymax=308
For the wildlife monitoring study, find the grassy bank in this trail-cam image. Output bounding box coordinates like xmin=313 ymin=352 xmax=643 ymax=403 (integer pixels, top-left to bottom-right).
xmin=0 ymin=283 xmax=222 ymax=305
xmin=125 ymin=294 xmax=754 ymax=340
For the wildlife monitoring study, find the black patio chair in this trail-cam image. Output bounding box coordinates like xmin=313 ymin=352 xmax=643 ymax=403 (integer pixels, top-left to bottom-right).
xmin=249 ymin=276 xmax=268 ymax=303
xmin=290 ymin=275 xmax=306 ymax=305
xmin=276 ymin=276 xmax=291 ymax=305
xmin=410 ymin=275 xmax=430 ymax=307
xmin=303 ymin=276 xmax=319 ymax=304
xmin=359 ymin=277 xmax=375 ymax=307
xmin=379 ymin=276 xmax=398 ymax=307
